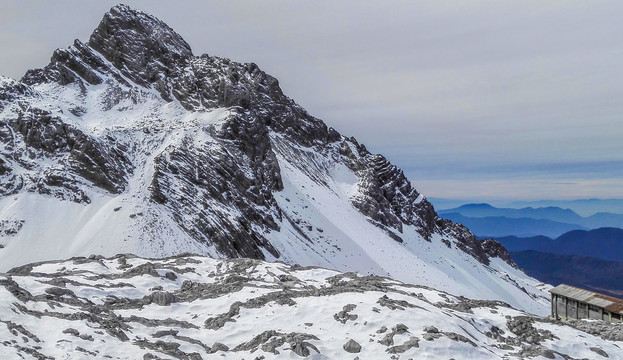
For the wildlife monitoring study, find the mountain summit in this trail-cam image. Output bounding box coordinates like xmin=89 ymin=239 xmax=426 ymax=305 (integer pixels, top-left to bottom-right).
xmin=0 ymin=5 xmax=547 ymax=313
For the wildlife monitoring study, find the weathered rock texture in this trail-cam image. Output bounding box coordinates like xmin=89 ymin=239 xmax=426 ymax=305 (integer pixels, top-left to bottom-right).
xmin=0 ymin=255 xmax=619 ymax=359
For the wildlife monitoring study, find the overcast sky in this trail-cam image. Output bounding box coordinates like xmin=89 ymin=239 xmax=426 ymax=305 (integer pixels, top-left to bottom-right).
xmin=1 ymin=0 xmax=622 ymax=201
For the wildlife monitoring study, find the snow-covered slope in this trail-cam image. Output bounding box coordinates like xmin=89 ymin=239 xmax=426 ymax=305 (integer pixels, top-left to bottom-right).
xmin=1 ymin=5 xmax=548 ymax=314
xmin=1 ymin=255 xmax=621 ymax=360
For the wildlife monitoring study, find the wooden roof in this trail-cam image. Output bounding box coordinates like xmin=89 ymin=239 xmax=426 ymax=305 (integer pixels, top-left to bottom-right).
xmin=550 ymin=284 xmax=623 ymax=314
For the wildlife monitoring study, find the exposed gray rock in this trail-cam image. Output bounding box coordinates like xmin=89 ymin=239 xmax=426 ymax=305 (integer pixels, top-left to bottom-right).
xmin=0 ymin=219 xmax=24 ymax=236
xmin=564 ymin=319 xmax=623 ymax=342
xmin=379 ymin=332 xmax=395 ymax=346
xmin=3 ymin=321 xmax=41 ymax=343
xmin=204 ymin=301 xmax=242 ymax=329
xmin=512 ymin=344 xmax=557 ymax=359
xmin=62 ymin=328 xmax=80 ymax=336
xmin=119 ymin=263 xmax=160 ymax=278
xmin=378 ymin=295 xmax=424 ymax=311
xmin=277 ymin=274 xmax=299 ymax=283
xmin=164 ymin=272 xmax=177 ymax=281
xmin=76 ymin=346 xmax=98 ymax=356
xmin=444 ymin=332 xmax=477 ymax=347
xmin=152 ymin=330 xmax=179 ymax=338
xmin=143 ymin=354 xmax=167 ymax=360
xmin=393 ymin=323 xmax=409 ymax=334
xmin=506 ymin=316 xmax=555 ymax=345
xmin=343 ymin=339 xmax=362 ymax=353
xmin=134 ymin=338 xmax=203 ymax=360
xmin=481 ymin=238 xmax=516 ymax=267
xmin=146 ymin=291 xmax=176 ymax=306
xmin=334 ymin=304 xmax=358 ymax=324
xmin=45 ymin=287 xmax=75 ymax=297
xmin=0 ymin=278 xmax=34 ymax=302
xmin=0 ymin=254 xmax=620 ymax=359
xmin=233 ymin=330 xmax=281 ymax=353
xmin=174 ymin=335 xmax=211 ymax=353
xmin=231 ymin=329 xmax=320 ymax=356
xmin=261 ymin=337 xmax=287 ymax=354
xmin=62 ymin=328 xmax=93 ymax=342
xmin=423 ymin=326 xmax=439 ymax=334
xmin=287 ymin=333 xmax=320 ymax=357
xmin=590 ymin=346 xmax=609 ymax=358
xmin=209 ymin=342 xmax=229 ymax=353
xmin=437 ymin=297 xmax=510 ymax=314
xmin=124 ymin=315 xmax=198 ymax=329
xmin=386 ymin=337 xmax=419 ymax=354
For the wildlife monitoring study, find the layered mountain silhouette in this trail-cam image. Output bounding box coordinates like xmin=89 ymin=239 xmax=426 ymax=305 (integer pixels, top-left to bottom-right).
xmin=439 ymin=212 xmax=586 ymax=238
xmin=439 ymin=203 xmax=623 ymax=237
xmin=506 ymin=198 xmax=623 ymax=217
xmin=495 ymin=227 xmax=623 ymax=263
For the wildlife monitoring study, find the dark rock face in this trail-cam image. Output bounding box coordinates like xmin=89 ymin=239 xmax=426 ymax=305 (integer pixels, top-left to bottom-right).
xmin=0 ymin=104 xmax=130 ymax=201
xmin=437 ymin=219 xmax=492 ymax=265
xmin=0 ymin=4 xmax=511 ymax=267
xmin=338 ymin=138 xmax=499 ymax=264
xmin=148 ymin=112 xmax=282 ymax=259
xmin=334 ymin=304 xmax=358 ymax=324
xmin=482 ymin=238 xmax=516 ymax=266
xmin=88 ymin=4 xmax=192 ymax=101
xmin=14 ymin=108 xmax=129 ymax=194
xmin=343 ymin=339 xmax=362 ymax=353
xmin=146 ymin=291 xmax=176 ymax=306
xmin=0 ymin=78 xmax=36 ymax=112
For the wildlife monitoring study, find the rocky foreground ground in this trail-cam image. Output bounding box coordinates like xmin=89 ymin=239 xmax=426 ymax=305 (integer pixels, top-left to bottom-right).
xmin=1 ymin=254 xmax=622 ymax=359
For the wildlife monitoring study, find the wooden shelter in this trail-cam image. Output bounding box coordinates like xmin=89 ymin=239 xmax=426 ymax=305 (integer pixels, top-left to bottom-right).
xmin=549 ymin=284 xmax=623 ymax=322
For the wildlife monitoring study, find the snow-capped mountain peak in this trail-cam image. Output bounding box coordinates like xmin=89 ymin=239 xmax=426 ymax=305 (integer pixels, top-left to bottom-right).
xmin=1 ymin=5 xmax=548 ymax=315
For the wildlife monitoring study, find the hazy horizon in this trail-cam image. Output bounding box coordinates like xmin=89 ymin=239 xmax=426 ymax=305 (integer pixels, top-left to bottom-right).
xmin=427 ymin=197 xmax=623 ymax=218
xmin=2 ymin=1 xmax=622 ymax=201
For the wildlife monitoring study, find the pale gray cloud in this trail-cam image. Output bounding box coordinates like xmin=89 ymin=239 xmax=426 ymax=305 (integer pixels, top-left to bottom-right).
xmin=1 ymin=0 xmax=622 ymax=200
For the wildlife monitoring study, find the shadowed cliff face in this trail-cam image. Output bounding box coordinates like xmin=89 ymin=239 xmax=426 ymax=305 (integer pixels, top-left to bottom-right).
xmin=1 ymin=4 xmax=508 ymax=267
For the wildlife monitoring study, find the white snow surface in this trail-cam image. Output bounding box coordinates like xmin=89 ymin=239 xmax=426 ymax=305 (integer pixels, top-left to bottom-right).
xmin=0 ymin=255 xmax=620 ymax=360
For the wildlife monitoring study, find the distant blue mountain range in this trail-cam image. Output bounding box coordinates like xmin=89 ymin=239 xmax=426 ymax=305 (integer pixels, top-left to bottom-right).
xmin=441 ymin=212 xmax=585 ymax=238
xmin=504 ymin=199 xmax=623 ymax=218
xmin=496 ymin=228 xmax=623 ymax=298
xmin=433 ymin=200 xmax=623 ymax=295
xmin=493 ymin=227 xmax=623 ymax=263
xmin=429 ymin=198 xmax=623 ymax=217
xmin=510 ymin=250 xmax=623 ymax=298
xmin=437 ymin=203 xmax=623 ymax=237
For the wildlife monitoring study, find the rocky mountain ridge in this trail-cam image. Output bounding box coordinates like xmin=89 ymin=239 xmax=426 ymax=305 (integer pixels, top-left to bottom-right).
xmin=1 ymin=4 xmax=546 ymax=313
xmin=1 ymin=254 xmax=621 ymax=359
